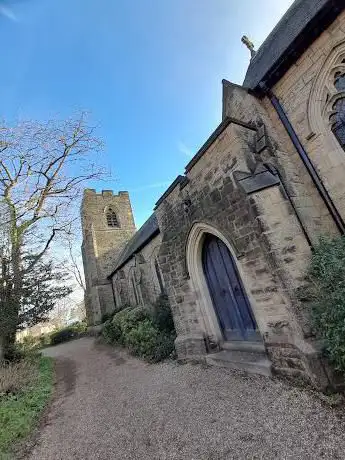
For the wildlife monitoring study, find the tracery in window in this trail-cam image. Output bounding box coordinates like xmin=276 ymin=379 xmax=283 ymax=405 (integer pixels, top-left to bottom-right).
xmin=330 ymin=98 xmax=345 ymax=149
xmin=331 ymin=72 xmax=345 ymax=150
xmin=105 ymin=208 xmax=119 ymax=227
xmin=334 ymin=72 xmax=345 ymax=91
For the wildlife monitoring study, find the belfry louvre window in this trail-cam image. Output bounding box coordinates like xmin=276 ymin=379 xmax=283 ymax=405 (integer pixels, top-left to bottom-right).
xmin=331 ymin=72 xmax=345 ymax=150
xmin=106 ymin=208 xmax=119 ymax=227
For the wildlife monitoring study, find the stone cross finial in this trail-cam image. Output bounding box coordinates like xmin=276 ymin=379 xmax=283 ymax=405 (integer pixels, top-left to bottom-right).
xmin=241 ymin=35 xmax=256 ymax=58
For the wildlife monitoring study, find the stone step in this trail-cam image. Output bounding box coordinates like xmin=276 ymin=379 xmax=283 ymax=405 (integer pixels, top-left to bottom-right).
xmin=221 ymin=341 xmax=266 ymax=354
xmin=205 ymin=350 xmax=272 ymax=377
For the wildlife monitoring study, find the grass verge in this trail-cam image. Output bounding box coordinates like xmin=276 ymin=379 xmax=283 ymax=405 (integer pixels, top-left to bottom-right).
xmin=0 ymin=356 xmax=54 ymax=459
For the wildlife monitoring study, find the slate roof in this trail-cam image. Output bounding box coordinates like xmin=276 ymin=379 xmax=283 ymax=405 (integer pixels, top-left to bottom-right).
xmin=108 ymin=214 xmax=159 ymax=277
xmin=243 ymin=0 xmax=332 ymax=90
xmin=108 ymin=0 xmax=343 ymax=278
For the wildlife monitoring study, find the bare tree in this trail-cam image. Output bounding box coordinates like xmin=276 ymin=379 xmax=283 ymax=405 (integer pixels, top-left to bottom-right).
xmin=0 ymin=113 xmax=104 ymax=358
xmin=66 ymin=237 xmax=86 ymax=294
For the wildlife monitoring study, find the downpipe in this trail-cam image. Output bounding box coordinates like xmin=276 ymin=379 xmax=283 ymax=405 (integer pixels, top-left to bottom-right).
xmin=260 ymin=82 xmax=345 ymax=235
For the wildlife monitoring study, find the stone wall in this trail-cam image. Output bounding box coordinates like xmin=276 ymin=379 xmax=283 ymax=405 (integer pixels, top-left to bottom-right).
xmin=79 ymin=7 xmax=345 ymax=389
xmin=218 ymin=12 xmax=345 ymax=387
xmin=110 ymin=233 xmax=164 ymax=309
xmin=154 ymin=117 xmax=330 ymax=388
xmin=81 ymin=189 xmax=136 ymax=324
xmin=222 ymin=83 xmax=338 ymax=241
xmin=266 ymin=9 xmax=345 ymax=220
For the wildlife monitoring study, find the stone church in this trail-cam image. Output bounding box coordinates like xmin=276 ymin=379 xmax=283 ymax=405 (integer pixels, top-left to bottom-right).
xmin=81 ymin=0 xmax=345 ymax=389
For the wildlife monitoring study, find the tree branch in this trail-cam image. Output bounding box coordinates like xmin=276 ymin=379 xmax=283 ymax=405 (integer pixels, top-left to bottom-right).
xmin=23 ymin=229 xmax=56 ymax=274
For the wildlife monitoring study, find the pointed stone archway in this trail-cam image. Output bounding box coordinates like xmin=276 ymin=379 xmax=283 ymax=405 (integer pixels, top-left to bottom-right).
xmin=186 ymin=222 xmax=261 ymax=346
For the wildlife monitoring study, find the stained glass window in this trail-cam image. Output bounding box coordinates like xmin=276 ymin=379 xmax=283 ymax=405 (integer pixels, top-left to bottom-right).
xmin=334 ymin=72 xmax=345 ymax=91
xmin=331 ymin=73 xmax=345 ymax=150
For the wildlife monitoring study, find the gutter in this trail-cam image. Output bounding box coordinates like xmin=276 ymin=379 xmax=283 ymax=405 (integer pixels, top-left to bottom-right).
xmin=260 ymin=82 xmax=345 ymax=235
xmin=107 ymin=226 xmax=160 ymax=279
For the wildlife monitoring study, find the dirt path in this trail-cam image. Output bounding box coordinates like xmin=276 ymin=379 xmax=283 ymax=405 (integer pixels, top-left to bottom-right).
xmin=28 ymin=337 xmax=345 ymax=459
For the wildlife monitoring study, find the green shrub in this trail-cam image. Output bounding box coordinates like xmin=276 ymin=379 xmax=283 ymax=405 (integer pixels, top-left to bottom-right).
xmin=12 ymin=335 xmax=41 ymax=359
xmin=102 ymin=319 xmax=122 ymax=344
xmin=101 ymin=304 xmax=175 ymax=362
xmin=101 ymin=307 xmax=148 ymax=344
xmin=101 ymin=311 xmax=115 ymax=324
xmin=148 ymin=330 xmax=176 ymax=362
xmin=4 ymin=343 xmax=29 ymax=362
xmin=49 ymin=322 xmax=87 ymax=346
xmin=70 ymin=321 xmax=88 ymax=333
xmin=304 ymin=235 xmax=345 ymax=373
xmin=50 ymin=326 xmax=77 ymax=345
xmin=125 ymin=319 xmax=175 ymax=362
xmin=115 ymin=303 xmax=131 ymax=313
xmin=149 ymin=294 xmax=175 ymax=333
xmin=112 ymin=306 xmax=150 ymax=336
xmin=125 ymin=319 xmax=159 ymax=358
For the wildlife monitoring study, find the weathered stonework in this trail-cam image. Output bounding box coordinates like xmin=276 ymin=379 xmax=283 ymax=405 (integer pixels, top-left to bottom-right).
xmin=152 ymin=116 xmax=331 ymax=387
xmin=81 ymin=1 xmax=345 ymax=390
xmin=222 ymin=83 xmax=339 ymax=241
xmin=110 ymin=233 xmax=164 ymax=308
xmin=264 ymin=9 xmax=345 ymax=221
xmin=81 ymin=189 xmax=136 ymax=324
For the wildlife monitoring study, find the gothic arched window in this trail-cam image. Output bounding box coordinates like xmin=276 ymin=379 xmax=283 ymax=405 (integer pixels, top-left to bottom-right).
xmin=154 ymin=258 xmax=165 ymax=294
xmin=131 ymin=276 xmax=140 ymax=305
xmin=330 ymin=71 xmax=345 ymax=150
xmin=105 ymin=208 xmax=119 ymax=227
xmin=130 ymin=273 xmax=142 ymax=306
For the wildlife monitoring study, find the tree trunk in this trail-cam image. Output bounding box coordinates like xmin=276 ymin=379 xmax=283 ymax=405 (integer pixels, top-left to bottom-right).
xmin=0 ymin=256 xmax=16 ymax=360
xmin=1 ymin=236 xmax=23 ymax=358
xmin=0 ymin=335 xmax=4 ymax=362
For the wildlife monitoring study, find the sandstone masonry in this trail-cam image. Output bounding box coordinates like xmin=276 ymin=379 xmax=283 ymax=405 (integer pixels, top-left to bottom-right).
xmin=81 ymin=0 xmax=345 ymax=389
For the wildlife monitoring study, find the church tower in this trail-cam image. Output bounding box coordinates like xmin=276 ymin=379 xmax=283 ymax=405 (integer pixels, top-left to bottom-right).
xmin=81 ymin=189 xmax=136 ymax=324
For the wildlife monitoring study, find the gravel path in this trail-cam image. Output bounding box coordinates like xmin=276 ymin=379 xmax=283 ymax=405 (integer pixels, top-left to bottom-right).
xmin=28 ymin=337 xmax=345 ymax=460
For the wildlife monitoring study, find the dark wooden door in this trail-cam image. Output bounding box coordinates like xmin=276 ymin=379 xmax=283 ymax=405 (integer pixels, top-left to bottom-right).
xmin=202 ymin=234 xmax=258 ymax=341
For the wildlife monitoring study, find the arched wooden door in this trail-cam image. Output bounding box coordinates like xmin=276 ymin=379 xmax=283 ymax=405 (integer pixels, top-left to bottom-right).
xmin=202 ymin=234 xmax=259 ymax=341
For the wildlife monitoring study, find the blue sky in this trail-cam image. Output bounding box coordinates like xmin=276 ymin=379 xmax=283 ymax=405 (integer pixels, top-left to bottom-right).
xmin=1 ymin=0 xmax=294 ymax=227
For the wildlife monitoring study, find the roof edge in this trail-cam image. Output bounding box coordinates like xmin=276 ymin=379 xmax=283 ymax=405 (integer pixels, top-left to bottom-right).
xmin=154 ymin=175 xmax=185 ymax=209
xmin=154 ymin=117 xmax=257 ymax=209
xmin=222 ymin=79 xmax=249 ymax=92
xmin=185 ymin=116 xmax=257 ymax=173
xmin=107 ymin=226 xmax=160 ymax=278
xmin=264 ymin=1 xmax=344 ymax=90
xmin=244 ymin=0 xmax=345 ymax=91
